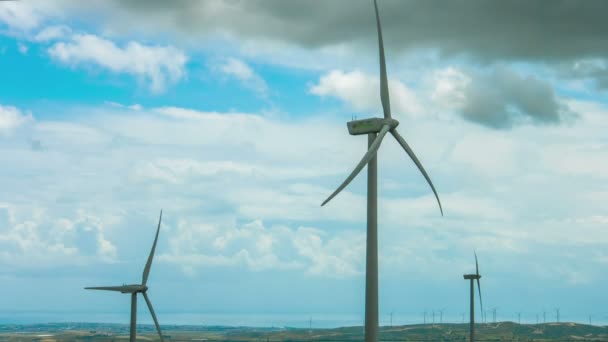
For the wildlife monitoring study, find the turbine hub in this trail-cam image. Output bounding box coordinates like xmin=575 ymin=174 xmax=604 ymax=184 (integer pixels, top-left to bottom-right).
xmin=347 ymin=117 xmax=399 ymax=135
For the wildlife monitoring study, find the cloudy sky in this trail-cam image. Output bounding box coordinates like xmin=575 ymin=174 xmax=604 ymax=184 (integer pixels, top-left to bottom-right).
xmin=1 ymin=0 xmax=608 ymax=326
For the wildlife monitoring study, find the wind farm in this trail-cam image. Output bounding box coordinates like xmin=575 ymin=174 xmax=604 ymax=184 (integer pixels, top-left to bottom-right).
xmin=2 ymin=0 xmax=608 ymax=341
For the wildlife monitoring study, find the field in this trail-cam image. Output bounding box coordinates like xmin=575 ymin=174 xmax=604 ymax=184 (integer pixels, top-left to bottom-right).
xmin=1 ymin=322 xmax=607 ymax=341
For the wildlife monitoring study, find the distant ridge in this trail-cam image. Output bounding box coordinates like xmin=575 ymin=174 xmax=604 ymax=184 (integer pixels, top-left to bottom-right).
xmin=2 ymin=321 xmax=607 ymax=341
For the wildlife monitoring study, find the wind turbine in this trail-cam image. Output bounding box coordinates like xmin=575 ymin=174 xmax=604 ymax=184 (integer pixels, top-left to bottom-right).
xmin=85 ymin=210 xmax=165 ymax=342
xmin=438 ymin=308 xmax=445 ymax=324
xmin=320 ymin=1 xmax=442 ymax=342
xmin=463 ymin=252 xmax=483 ymax=342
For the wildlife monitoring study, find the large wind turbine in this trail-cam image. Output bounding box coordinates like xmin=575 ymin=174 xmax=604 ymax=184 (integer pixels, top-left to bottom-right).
xmin=85 ymin=210 xmax=165 ymax=342
xmin=320 ymin=1 xmax=442 ymax=342
xmin=463 ymin=252 xmax=483 ymax=342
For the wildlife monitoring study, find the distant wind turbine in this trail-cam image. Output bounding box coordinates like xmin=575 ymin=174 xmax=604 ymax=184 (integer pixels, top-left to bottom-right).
xmin=85 ymin=210 xmax=165 ymax=342
xmin=438 ymin=308 xmax=445 ymax=324
xmin=463 ymin=252 xmax=483 ymax=342
xmin=320 ymin=2 xmax=442 ymax=342
xmin=555 ymin=308 xmax=560 ymax=323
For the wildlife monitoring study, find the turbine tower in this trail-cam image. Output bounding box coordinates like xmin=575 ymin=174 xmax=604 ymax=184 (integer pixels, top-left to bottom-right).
xmin=320 ymin=1 xmax=442 ymax=342
xmin=85 ymin=210 xmax=165 ymax=342
xmin=463 ymin=252 xmax=483 ymax=342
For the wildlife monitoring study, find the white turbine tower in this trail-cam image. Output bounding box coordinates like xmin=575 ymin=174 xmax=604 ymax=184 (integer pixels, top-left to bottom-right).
xmin=321 ymin=1 xmax=443 ymax=342
xmin=85 ymin=210 xmax=165 ymax=342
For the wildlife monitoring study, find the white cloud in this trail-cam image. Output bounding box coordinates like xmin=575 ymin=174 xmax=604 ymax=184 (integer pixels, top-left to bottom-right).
xmin=34 ymin=25 xmax=71 ymax=42
xmin=0 ymin=205 xmax=118 ymax=267
xmin=48 ymin=33 xmax=188 ymax=93
xmin=309 ymin=69 xmax=423 ymax=118
xmin=2 ymin=98 xmax=608 ymax=289
xmin=0 ymin=1 xmax=46 ymax=31
xmin=159 ymin=219 xmax=363 ymax=278
xmin=0 ymin=104 xmax=33 ymax=134
xmin=216 ymin=57 xmax=269 ymax=97
xmin=430 ymin=67 xmax=470 ymax=109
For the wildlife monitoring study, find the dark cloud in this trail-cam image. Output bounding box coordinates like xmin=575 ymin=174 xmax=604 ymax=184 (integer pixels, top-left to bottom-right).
xmin=460 ymin=67 xmax=571 ymax=129
xmin=77 ymin=0 xmax=608 ymax=62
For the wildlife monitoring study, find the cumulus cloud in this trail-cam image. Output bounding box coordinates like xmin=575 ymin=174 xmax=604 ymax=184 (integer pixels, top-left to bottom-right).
xmin=0 ymin=205 xmax=118 ymax=267
xmin=1 ymin=99 xmax=608 ymax=292
xmin=310 ymin=69 xmax=422 ymax=118
xmin=0 ymin=0 xmax=48 ymax=31
xmin=0 ymin=104 xmax=33 ymax=134
xmin=48 ymin=33 xmax=188 ymax=93
xmin=34 ymin=25 xmax=71 ymax=42
xmin=215 ymin=57 xmax=269 ymax=98
xmin=433 ymin=66 xmax=573 ymax=129
xmin=159 ymin=219 xmax=364 ymax=278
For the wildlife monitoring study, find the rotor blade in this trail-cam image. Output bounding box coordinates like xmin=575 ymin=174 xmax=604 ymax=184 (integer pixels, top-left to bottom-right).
xmin=142 ymin=210 xmax=162 ymax=285
xmin=321 ymin=125 xmax=391 ymax=206
xmin=475 ymin=251 xmax=483 ymax=316
xmin=373 ymin=0 xmax=391 ymax=119
xmin=143 ymin=292 xmax=165 ymax=342
xmin=390 ymin=129 xmax=443 ymax=215
xmin=477 ymin=278 xmax=483 ymax=317
xmin=85 ymin=286 xmax=130 ymax=292
xmin=374 ymin=0 xmax=391 ymax=119
xmin=475 ymin=251 xmax=479 ymax=276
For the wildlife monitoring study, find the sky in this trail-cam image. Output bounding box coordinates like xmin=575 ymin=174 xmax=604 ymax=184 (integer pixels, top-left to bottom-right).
xmin=1 ymin=0 xmax=608 ymax=326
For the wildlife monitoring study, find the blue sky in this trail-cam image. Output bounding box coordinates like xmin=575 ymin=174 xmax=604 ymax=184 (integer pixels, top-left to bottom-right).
xmin=1 ymin=0 xmax=608 ymax=327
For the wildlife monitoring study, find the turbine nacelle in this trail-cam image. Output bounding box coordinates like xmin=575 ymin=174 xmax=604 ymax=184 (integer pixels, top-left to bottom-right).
xmin=463 ymin=274 xmax=481 ymax=280
xmin=121 ymin=284 xmax=148 ymax=293
xmin=347 ymin=117 xmax=399 ymax=135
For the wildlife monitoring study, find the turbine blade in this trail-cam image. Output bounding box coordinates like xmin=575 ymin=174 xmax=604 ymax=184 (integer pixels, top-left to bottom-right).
xmin=143 ymin=292 xmax=164 ymax=342
xmin=373 ymin=0 xmax=391 ymax=119
xmin=475 ymin=252 xmax=483 ymax=316
xmin=85 ymin=286 xmax=130 ymax=292
xmin=475 ymin=251 xmax=479 ymax=276
xmin=142 ymin=210 xmax=163 ymax=285
xmin=321 ymin=125 xmax=391 ymax=206
xmin=390 ymin=129 xmax=443 ymax=215
xmin=477 ymin=278 xmax=483 ymax=317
